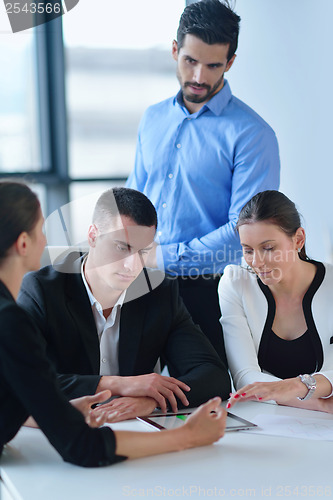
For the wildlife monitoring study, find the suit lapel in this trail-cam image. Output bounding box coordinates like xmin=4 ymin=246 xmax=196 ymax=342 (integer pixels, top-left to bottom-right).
xmin=63 ymin=255 xmax=100 ymax=374
xmin=118 ymin=269 xmax=164 ymax=375
xmin=118 ymin=296 xmax=146 ymax=376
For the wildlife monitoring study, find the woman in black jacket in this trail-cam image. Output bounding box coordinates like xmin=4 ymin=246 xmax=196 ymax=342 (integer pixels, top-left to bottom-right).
xmin=0 ymin=180 xmax=226 ymax=467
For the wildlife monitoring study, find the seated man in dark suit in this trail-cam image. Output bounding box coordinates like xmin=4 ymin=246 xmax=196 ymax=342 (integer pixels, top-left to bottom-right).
xmin=18 ymin=187 xmax=230 ymax=420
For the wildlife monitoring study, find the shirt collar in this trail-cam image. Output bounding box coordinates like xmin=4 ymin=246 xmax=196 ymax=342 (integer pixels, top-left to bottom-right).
xmin=174 ymin=79 xmax=232 ymax=118
xmin=80 ymin=256 xmax=126 ymax=310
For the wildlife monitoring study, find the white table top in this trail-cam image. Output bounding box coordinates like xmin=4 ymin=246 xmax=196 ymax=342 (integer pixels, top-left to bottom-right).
xmin=1 ymin=401 xmax=333 ymax=500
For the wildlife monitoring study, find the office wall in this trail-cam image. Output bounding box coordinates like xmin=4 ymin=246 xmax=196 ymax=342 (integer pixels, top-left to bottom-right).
xmin=227 ymin=0 xmax=333 ymax=261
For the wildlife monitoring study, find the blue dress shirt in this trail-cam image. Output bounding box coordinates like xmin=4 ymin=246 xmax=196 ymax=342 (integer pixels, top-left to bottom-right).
xmin=126 ymin=80 xmax=280 ymax=276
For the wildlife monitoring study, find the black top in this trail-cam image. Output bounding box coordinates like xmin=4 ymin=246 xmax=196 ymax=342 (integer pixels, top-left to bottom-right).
xmin=258 ymin=261 xmax=325 ymax=378
xmin=0 ymin=280 xmax=126 ymax=467
xmin=260 ymin=329 xmax=317 ymax=379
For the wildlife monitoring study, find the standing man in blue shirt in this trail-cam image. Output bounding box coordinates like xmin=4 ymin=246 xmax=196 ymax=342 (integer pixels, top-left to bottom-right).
xmin=126 ymin=0 xmax=280 ymax=364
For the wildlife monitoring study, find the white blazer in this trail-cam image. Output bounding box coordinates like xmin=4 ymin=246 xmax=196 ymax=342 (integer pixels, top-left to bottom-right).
xmin=218 ymin=261 xmax=333 ymax=391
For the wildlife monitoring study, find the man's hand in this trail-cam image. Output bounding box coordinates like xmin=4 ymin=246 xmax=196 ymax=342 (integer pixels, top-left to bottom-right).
xmin=117 ymin=374 xmax=190 ymax=413
xmin=98 ymin=374 xmax=190 ymax=413
xmin=95 ymin=396 xmax=157 ymax=422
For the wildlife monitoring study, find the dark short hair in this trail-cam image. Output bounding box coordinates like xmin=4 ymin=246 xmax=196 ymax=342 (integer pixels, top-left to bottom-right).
xmin=177 ymin=0 xmax=240 ymax=61
xmin=0 ymin=180 xmax=40 ymax=260
xmin=236 ymin=190 xmax=309 ymax=261
xmin=93 ymin=187 xmax=157 ymax=231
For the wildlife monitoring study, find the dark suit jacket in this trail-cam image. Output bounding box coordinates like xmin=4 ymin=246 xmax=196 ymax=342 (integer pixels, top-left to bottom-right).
xmin=0 ymin=280 xmax=124 ymax=467
xmin=18 ymin=253 xmax=230 ymax=404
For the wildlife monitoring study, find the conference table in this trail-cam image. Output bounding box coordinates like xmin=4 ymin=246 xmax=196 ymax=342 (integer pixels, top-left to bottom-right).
xmin=1 ymin=400 xmax=332 ymax=500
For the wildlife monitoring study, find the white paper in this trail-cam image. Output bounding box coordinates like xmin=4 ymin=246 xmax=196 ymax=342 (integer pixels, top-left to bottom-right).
xmin=248 ymin=414 xmax=333 ymax=441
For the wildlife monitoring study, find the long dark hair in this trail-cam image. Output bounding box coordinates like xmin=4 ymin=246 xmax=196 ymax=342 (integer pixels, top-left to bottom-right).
xmin=0 ymin=180 xmax=40 ymax=260
xmin=236 ymin=190 xmax=309 ymax=261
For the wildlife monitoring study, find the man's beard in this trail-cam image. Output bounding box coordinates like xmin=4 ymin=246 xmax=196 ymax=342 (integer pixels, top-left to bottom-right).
xmin=179 ymin=72 xmax=224 ymax=104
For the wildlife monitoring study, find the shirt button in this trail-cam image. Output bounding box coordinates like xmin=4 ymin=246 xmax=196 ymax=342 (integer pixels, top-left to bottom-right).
xmin=162 ymin=203 xmax=167 ymax=208
xmin=168 ymin=173 xmax=173 ymax=179
xmin=176 ymin=143 xmax=181 ymax=149
xmin=102 ymin=358 xmax=107 ymax=363
xmin=158 ymin=231 xmax=162 ymax=236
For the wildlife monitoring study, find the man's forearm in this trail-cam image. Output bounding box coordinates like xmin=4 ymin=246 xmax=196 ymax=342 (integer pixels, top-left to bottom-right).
xmin=96 ymin=376 xmax=123 ymax=395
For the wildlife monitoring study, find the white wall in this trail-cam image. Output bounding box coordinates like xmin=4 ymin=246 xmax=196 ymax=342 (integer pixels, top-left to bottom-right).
xmin=227 ymin=0 xmax=333 ymax=262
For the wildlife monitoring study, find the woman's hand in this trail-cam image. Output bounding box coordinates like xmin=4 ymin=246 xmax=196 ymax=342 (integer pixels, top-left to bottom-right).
xmin=114 ymin=397 xmax=227 ymax=460
xmin=226 ymin=378 xmax=306 ymax=409
xmin=226 ymin=375 xmax=333 ymax=410
xmin=70 ymin=390 xmax=119 ymax=428
xmin=24 ymin=390 xmax=118 ymax=429
xmin=182 ymin=397 xmax=227 ymax=448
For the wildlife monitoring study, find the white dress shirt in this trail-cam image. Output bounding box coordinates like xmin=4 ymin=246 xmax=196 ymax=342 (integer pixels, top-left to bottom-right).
xmin=81 ymin=259 xmax=125 ymax=376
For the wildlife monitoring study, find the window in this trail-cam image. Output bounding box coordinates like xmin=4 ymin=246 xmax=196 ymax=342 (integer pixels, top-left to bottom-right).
xmin=0 ymin=11 xmax=65 ymax=224
xmin=0 ymin=1 xmax=186 ymax=243
xmin=0 ymin=35 xmax=41 ymax=172
xmin=63 ymin=0 xmax=184 ymax=184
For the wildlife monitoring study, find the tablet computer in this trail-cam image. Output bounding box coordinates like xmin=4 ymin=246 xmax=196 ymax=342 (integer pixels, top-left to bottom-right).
xmin=137 ymin=411 xmax=257 ymax=432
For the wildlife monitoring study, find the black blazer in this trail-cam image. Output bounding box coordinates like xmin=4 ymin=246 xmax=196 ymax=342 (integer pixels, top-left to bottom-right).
xmin=18 ymin=253 xmax=230 ymax=404
xmin=0 ymin=281 xmax=124 ymax=467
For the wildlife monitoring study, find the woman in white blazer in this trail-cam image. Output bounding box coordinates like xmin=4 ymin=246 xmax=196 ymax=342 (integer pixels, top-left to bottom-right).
xmin=219 ymin=190 xmax=333 ymax=412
